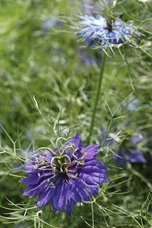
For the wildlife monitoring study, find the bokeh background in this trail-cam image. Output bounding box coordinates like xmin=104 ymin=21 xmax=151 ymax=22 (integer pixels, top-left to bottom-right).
xmin=0 ymin=0 xmax=152 ymax=227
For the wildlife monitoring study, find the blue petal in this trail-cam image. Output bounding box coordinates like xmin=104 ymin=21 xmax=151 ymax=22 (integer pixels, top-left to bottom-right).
xmin=52 ymin=181 xmax=64 ymax=210
xmin=129 ymin=134 xmax=141 ymax=144
xmin=129 ymin=148 xmax=146 ymax=163
xmin=23 ymin=180 xmax=49 ymax=196
xmin=21 ymin=171 xmax=53 ymax=185
xmin=20 ymin=174 xmax=40 ymax=185
xmin=79 ymin=171 xmax=109 ymax=184
xmin=84 ymin=145 xmax=101 ymax=161
xmin=70 ymin=178 xmax=89 ymax=202
xmin=37 ymin=185 xmax=56 ymax=207
xmin=64 ymin=134 xmax=82 ymax=149
xmin=113 ymin=148 xmax=146 ymax=166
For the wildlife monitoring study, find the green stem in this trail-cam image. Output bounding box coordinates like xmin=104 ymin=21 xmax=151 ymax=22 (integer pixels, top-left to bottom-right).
xmin=88 ymin=52 xmax=106 ymax=142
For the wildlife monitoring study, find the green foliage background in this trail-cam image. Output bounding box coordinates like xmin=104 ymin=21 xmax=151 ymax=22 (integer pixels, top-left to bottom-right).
xmin=0 ymin=0 xmax=152 ymax=227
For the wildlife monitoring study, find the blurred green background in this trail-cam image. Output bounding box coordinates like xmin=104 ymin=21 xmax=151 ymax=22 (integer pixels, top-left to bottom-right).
xmin=0 ymin=0 xmax=152 ymax=227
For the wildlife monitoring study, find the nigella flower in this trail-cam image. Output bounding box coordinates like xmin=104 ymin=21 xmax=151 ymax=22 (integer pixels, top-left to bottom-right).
xmin=99 ymin=126 xmax=115 ymax=146
xmin=122 ymin=95 xmax=141 ymax=111
xmin=42 ymin=17 xmax=64 ymax=32
xmin=99 ymin=125 xmax=146 ymax=166
xmin=77 ymin=14 xmax=141 ymax=48
xmin=79 ymin=52 xmax=102 ymax=65
xmin=20 ymin=134 xmax=109 ymax=214
xmin=113 ymin=130 xmax=146 ymax=166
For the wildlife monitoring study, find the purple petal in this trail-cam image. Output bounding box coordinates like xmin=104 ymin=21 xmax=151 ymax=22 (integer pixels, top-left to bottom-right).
xmin=84 ymin=145 xmax=101 ymax=161
xmin=113 ymin=148 xmax=146 ymax=166
xmin=64 ymin=134 xmax=82 ymax=150
xmin=20 ymin=174 xmax=40 ymax=185
xmin=129 ymin=148 xmax=146 ymax=163
xmin=113 ymin=149 xmax=127 ymax=166
xmin=71 ymin=178 xmax=89 ymax=202
xmin=37 ymin=185 xmax=56 ymax=207
xmin=129 ymin=135 xmax=141 ymax=144
xmin=23 ymin=180 xmax=48 ymax=196
xmin=51 ymin=180 xmax=70 ymax=212
xmin=21 ymin=172 xmax=52 ymax=185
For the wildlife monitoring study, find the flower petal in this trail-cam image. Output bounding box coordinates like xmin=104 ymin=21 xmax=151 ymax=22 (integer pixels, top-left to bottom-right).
xmin=84 ymin=145 xmax=101 ymax=161
xmin=64 ymin=134 xmax=82 ymax=150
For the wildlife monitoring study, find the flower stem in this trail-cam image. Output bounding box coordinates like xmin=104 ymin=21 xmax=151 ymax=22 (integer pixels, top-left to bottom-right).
xmin=88 ymin=51 xmax=106 ymax=142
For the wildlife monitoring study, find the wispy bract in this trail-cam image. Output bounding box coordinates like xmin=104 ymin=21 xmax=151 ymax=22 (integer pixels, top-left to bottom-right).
xmin=77 ymin=14 xmax=141 ymax=48
xmin=21 ymin=134 xmax=109 ymax=214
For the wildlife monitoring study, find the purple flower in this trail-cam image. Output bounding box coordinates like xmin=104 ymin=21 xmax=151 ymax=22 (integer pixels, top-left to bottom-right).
xmin=20 ymin=134 xmax=109 ymax=214
xmin=113 ymin=129 xmax=146 ymax=166
xmin=77 ymin=14 xmax=141 ymax=48
xmin=42 ymin=17 xmax=64 ymax=32
xmin=99 ymin=125 xmax=146 ymax=166
xmin=122 ymin=96 xmax=141 ymax=110
xmin=79 ymin=52 xmax=101 ymax=66
xmin=99 ymin=127 xmax=115 ymax=146
xmin=113 ymin=147 xmax=146 ymax=166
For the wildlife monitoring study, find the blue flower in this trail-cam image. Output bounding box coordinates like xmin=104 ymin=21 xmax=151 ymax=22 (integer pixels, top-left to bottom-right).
xmin=113 ymin=130 xmax=146 ymax=166
xmin=42 ymin=17 xmax=64 ymax=32
xmin=113 ymin=147 xmax=146 ymax=166
xmin=79 ymin=52 xmax=101 ymax=65
xmin=122 ymin=96 xmax=141 ymax=110
xmin=77 ymin=14 xmax=141 ymax=48
xmin=20 ymin=134 xmax=109 ymax=214
xmin=99 ymin=125 xmax=146 ymax=166
xmin=99 ymin=126 xmax=115 ymax=146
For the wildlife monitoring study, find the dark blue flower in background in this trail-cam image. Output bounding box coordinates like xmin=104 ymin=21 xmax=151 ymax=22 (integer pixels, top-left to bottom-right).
xmin=99 ymin=126 xmax=115 ymax=146
xmin=42 ymin=17 xmax=64 ymax=32
xmin=77 ymin=14 xmax=141 ymax=48
xmin=113 ymin=130 xmax=147 ymax=166
xmin=113 ymin=147 xmax=146 ymax=166
xmin=21 ymin=134 xmax=109 ymax=214
xmin=79 ymin=52 xmax=102 ymax=65
xmin=99 ymin=126 xmax=146 ymax=166
xmin=122 ymin=96 xmax=141 ymax=111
